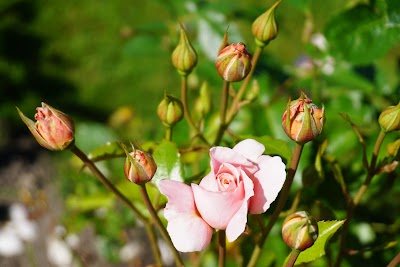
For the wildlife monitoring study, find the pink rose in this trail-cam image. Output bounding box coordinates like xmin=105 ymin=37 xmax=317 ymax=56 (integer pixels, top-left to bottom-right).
xmin=159 ymin=139 xmax=286 ymax=252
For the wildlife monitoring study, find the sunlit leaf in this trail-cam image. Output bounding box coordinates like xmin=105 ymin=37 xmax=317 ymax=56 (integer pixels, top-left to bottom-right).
xmin=294 ymin=220 xmax=345 ymax=265
xmin=87 ymin=141 xmax=125 ymax=162
xmin=325 ymin=0 xmax=400 ymax=64
xmin=152 ymin=140 xmax=184 ymax=185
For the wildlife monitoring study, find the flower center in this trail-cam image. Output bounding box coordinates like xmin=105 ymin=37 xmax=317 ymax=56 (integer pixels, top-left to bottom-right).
xmin=217 ymin=172 xmax=237 ymax=192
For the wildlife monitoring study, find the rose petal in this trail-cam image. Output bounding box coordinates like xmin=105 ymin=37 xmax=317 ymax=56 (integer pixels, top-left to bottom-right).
xmin=166 ymin=213 xmax=213 ymax=252
xmin=198 ymin=172 xmax=219 ymax=191
xmin=226 ymin=170 xmax=254 ymax=242
xmin=192 ymin=182 xmax=244 ymax=230
xmin=159 ymin=180 xmax=213 ymax=252
xmin=233 ymin=139 xmax=265 ymax=162
xmin=210 ymin=146 xmax=250 ymax=172
xmin=159 ymin=180 xmax=197 ymax=219
xmin=249 ymin=156 xmax=286 ymax=214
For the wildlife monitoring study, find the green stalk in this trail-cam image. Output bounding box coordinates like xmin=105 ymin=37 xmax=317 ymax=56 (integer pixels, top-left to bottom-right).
xmin=213 ymin=80 xmax=230 ymax=145
xmin=165 ymin=125 xmax=173 ymax=141
xmin=284 ymin=249 xmax=301 ymax=267
xmin=218 ymin=230 xmax=226 ymax=267
xmin=335 ymin=130 xmax=386 ymax=267
xmin=139 ymin=184 xmax=184 ymax=267
xmin=180 ymin=75 xmax=210 ymax=145
xmin=247 ymin=143 xmax=304 ymax=267
xmin=69 ymin=145 xmax=162 ymax=264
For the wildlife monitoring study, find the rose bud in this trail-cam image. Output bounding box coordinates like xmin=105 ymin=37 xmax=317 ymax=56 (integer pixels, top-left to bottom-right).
xmin=282 ymin=92 xmax=325 ymax=144
xmin=124 ymin=147 xmax=157 ymax=184
xmin=252 ymin=0 xmax=281 ymax=48
xmin=157 ymin=94 xmax=184 ymax=126
xmin=378 ymin=102 xmax=400 ymax=133
xmin=16 ymin=102 xmax=75 ymax=151
xmin=215 ymin=42 xmax=252 ymax=82
xmin=282 ymin=211 xmax=319 ymax=251
xmin=171 ymin=21 xmax=197 ymax=76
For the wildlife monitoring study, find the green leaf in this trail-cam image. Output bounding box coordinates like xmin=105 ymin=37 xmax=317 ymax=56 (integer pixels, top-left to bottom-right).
xmin=294 ymin=220 xmax=345 ymax=265
xmin=87 ymin=141 xmax=125 ymax=162
xmin=152 ymin=140 xmax=184 ymax=185
xmin=325 ymin=0 xmax=400 ymax=64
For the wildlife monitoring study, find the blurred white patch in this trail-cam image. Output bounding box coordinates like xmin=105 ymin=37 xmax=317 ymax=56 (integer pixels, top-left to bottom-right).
xmin=10 ymin=203 xmax=37 ymax=242
xmin=119 ymin=241 xmax=142 ymax=262
xmin=0 ymin=224 xmax=24 ymax=256
xmin=158 ymin=239 xmax=174 ymax=266
xmin=310 ymin=33 xmax=328 ymax=51
xmin=47 ymin=237 xmax=74 ymax=267
xmin=185 ymin=1 xmax=197 ymax=13
xmin=354 ymin=223 xmax=376 ymax=244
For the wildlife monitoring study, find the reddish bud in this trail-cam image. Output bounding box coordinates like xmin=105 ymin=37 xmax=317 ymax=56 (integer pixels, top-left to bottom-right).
xmin=215 ymin=42 xmax=252 ymax=82
xmin=282 ymin=92 xmax=325 ymax=144
xmin=17 ymin=102 xmax=75 ymax=150
xmin=124 ymin=147 xmax=157 ymax=184
xmin=282 ymin=211 xmax=319 ymax=251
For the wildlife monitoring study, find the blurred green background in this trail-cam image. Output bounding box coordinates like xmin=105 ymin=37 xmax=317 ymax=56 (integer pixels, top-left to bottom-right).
xmin=0 ymin=0 xmax=399 ymax=266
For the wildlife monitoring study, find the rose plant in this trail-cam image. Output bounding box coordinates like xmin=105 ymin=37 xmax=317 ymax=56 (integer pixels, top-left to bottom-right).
xmin=159 ymin=139 xmax=286 ymax=252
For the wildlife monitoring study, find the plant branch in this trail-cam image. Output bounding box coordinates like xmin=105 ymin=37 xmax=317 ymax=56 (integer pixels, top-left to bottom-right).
xmin=335 ymin=130 xmax=386 ymax=267
xmin=213 ymin=80 xmax=230 ymax=145
xmin=139 ymin=184 xmax=184 ymax=266
xmin=247 ymin=143 xmax=304 ymax=267
xmin=218 ymin=230 xmax=226 ymax=267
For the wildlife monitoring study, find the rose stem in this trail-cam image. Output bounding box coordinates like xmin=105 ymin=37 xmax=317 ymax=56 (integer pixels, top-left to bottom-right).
xmin=213 ymin=80 xmax=230 ymax=145
xmin=284 ymin=249 xmax=300 ymax=267
xmin=218 ymin=230 xmax=226 ymax=267
xmin=335 ymin=130 xmax=386 ymax=267
xmin=247 ymin=143 xmax=304 ymax=267
xmin=139 ymin=184 xmax=185 ymax=267
xmin=181 ymin=75 xmax=210 ymax=145
xmin=69 ymin=145 xmax=162 ymax=265
xmin=165 ymin=125 xmax=173 ymax=141
xmin=387 ymin=253 xmax=400 ymax=267
xmin=226 ymin=46 xmax=263 ymax=125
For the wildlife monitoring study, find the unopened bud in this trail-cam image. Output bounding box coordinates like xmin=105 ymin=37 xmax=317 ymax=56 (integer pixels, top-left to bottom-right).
xmin=215 ymin=42 xmax=252 ymax=82
xmin=282 ymin=92 xmax=325 ymax=144
xmin=157 ymin=95 xmax=184 ymax=126
xmin=282 ymin=211 xmax=318 ymax=251
xmin=124 ymin=146 xmax=157 ymax=184
xmin=171 ymin=21 xmax=197 ymax=76
xmin=251 ymin=0 xmax=281 ymax=47
xmin=17 ymin=102 xmax=75 ymax=151
xmin=379 ymin=102 xmax=400 ymax=133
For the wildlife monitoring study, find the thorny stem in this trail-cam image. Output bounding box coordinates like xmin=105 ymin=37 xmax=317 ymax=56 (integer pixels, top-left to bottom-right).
xmin=69 ymin=145 xmax=162 ymax=265
xmin=284 ymin=249 xmax=301 ymax=267
xmin=387 ymin=253 xmax=400 ymax=267
xmin=218 ymin=230 xmax=226 ymax=267
xmin=213 ymin=80 xmax=230 ymax=145
xmin=247 ymin=143 xmax=304 ymax=267
xmin=139 ymin=184 xmax=185 ymax=267
xmin=226 ymin=46 xmax=263 ymax=125
xmin=335 ymin=130 xmax=386 ymax=267
xmin=70 ymin=145 xmax=147 ymax=222
xmin=181 ymin=75 xmax=210 ymax=145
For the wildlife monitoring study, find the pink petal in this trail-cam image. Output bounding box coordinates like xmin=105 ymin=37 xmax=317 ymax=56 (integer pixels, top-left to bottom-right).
xmin=159 ymin=180 xmax=196 ymax=219
xmin=233 ymin=139 xmax=265 ymax=162
xmin=249 ymin=156 xmax=286 ymax=214
xmin=166 ymin=213 xmax=213 ymax=252
xmin=226 ymin=170 xmax=254 ymax=242
xmin=159 ymin=180 xmax=213 ymax=252
xmin=210 ymin=146 xmax=250 ymax=172
xmin=192 ymin=182 xmax=244 ymax=230
xmin=198 ymin=172 xmax=219 ymax=191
